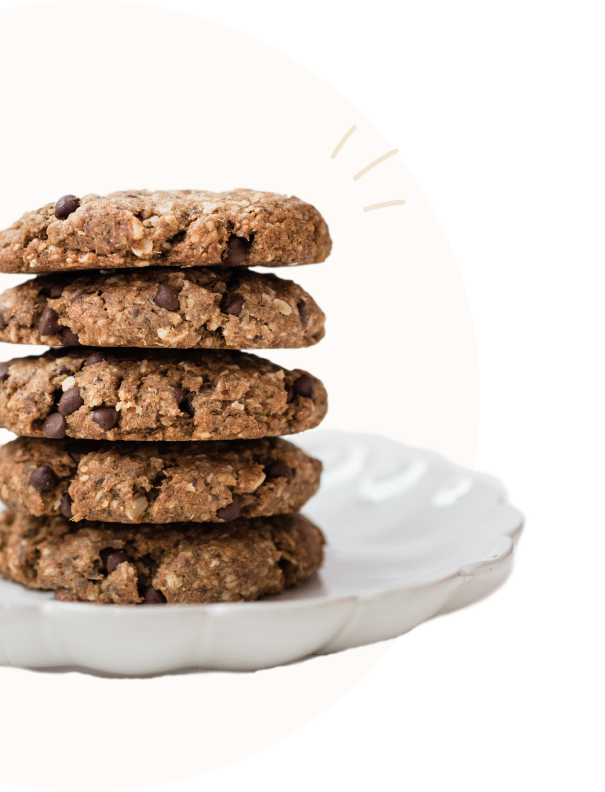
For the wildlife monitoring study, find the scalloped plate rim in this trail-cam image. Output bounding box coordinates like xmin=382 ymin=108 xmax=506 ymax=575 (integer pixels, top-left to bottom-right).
xmin=0 ymin=427 xmax=529 ymax=678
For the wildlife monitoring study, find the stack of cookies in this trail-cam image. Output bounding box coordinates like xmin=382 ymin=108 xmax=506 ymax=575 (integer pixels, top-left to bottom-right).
xmin=0 ymin=190 xmax=330 ymax=605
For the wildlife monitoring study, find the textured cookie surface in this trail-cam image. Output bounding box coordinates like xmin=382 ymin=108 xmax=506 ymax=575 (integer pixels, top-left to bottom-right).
xmin=0 ymin=437 xmax=321 ymax=524
xmin=0 ymin=348 xmax=327 ymax=441
xmin=0 ymin=511 xmax=325 ymax=604
xmin=0 ymin=268 xmax=325 ymax=349
xmin=0 ymin=189 xmax=332 ymax=273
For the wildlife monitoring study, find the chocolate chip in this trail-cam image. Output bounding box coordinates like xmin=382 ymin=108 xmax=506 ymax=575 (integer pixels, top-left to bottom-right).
xmin=142 ymin=585 xmax=167 ymax=604
xmin=0 ymin=313 xmax=7 ymax=330
xmin=285 ymin=387 xmax=295 ymax=403
xmin=68 ymin=441 xmax=97 ymax=462
xmin=223 ymin=235 xmax=250 ymax=266
xmin=106 ymin=551 xmax=135 ymax=574
xmin=30 ymin=465 xmax=57 ymax=491
xmin=182 ymin=393 xmax=195 ymax=416
xmin=154 ymin=283 xmax=180 ymax=312
xmin=114 ymin=349 xmax=144 ymax=362
xmin=0 ymin=363 xmax=9 ymax=382
xmin=84 ymin=351 xmax=105 ymax=367
xmin=60 ymin=493 xmax=73 ymax=519
xmin=61 ymin=329 xmax=80 ymax=346
xmin=54 ymin=195 xmax=80 ymax=220
xmin=99 ymin=547 xmax=116 ymax=565
xmin=38 ymin=279 xmax=67 ymax=299
xmin=37 ymin=279 xmax=53 ymax=296
xmin=58 ymin=387 xmax=83 ymax=416
xmin=217 ymin=495 xmax=240 ymax=521
xmin=125 ymin=194 xmax=140 ymax=198
xmin=220 ymin=293 xmax=245 ymax=316
xmin=42 ymin=412 xmax=67 ymax=439
xmin=38 ymin=307 xmax=61 ymax=337
xmin=293 ymin=374 xmax=315 ymax=399
xmin=297 ymin=299 xmax=308 ymax=326
xmin=264 ymin=461 xmax=294 ymax=481
xmin=174 ymin=388 xmax=195 ymax=415
xmin=92 ymin=407 xmax=119 ymax=431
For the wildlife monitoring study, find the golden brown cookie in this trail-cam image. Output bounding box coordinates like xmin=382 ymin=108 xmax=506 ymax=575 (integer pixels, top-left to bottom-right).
xmin=0 ymin=189 xmax=332 ymax=273
xmin=0 ymin=510 xmax=325 ymax=604
xmin=0 ymin=348 xmax=327 ymax=442
xmin=0 ymin=437 xmax=321 ymax=524
xmin=0 ymin=267 xmax=325 ymax=349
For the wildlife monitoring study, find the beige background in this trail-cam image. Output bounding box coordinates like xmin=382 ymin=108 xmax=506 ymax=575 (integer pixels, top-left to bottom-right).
xmin=0 ymin=2 xmax=479 ymax=789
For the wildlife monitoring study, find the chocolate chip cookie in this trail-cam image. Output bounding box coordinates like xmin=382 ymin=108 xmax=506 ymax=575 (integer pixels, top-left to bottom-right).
xmin=0 ymin=267 xmax=325 ymax=349
xmin=0 ymin=510 xmax=325 ymax=603
xmin=0 ymin=436 xmax=321 ymax=524
xmin=0 ymin=189 xmax=332 ymax=273
xmin=0 ymin=348 xmax=327 ymax=442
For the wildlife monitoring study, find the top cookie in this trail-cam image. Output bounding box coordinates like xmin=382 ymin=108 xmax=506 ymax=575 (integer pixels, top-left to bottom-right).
xmin=0 ymin=189 xmax=332 ymax=273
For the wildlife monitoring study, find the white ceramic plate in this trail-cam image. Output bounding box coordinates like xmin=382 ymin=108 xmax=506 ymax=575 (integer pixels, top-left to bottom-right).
xmin=0 ymin=431 xmax=523 ymax=676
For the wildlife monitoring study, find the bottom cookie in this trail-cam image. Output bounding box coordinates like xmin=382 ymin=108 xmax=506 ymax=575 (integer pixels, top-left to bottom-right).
xmin=0 ymin=511 xmax=324 ymax=604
